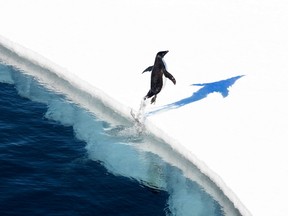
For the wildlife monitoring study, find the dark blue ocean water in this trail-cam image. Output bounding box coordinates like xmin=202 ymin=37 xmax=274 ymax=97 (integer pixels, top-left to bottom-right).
xmin=0 ymin=63 xmax=230 ymax=216
xmin=0 ymin=82 xmax=170 ymax=216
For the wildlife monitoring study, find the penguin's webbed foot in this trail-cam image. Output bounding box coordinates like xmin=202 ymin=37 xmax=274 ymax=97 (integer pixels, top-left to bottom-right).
xmin=151 ymin=95 xmax=157 ymax=104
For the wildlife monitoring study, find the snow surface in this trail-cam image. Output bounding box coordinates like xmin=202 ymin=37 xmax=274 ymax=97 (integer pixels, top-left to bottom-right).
xmin=1 ymin=0 xmax=288 ymax=215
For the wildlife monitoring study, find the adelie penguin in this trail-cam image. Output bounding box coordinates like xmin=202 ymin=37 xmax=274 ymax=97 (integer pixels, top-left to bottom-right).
xmin=142 ymin=50 xmax=176 ymax=104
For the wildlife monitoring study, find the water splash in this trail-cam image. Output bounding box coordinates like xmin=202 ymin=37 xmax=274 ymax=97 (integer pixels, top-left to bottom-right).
xmin=130 ymin=98 xmax=149 ymax=133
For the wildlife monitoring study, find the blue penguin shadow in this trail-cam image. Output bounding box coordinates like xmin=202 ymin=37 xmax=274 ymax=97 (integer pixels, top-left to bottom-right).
xmin=147 ymin=75 xmax=244 ymax=116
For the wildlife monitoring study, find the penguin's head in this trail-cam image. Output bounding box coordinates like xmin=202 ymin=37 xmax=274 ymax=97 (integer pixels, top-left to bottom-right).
xmin=157 ymin=50 xmax=169 ymax=58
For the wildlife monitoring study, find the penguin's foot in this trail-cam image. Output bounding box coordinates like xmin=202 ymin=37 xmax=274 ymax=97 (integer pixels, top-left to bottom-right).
xmin=151 ymin=95 xmax=157 ymax=104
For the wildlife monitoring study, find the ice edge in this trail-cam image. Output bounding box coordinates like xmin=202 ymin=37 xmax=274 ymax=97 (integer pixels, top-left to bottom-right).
xmin=0 ymin=35 xmax=251 ymax=216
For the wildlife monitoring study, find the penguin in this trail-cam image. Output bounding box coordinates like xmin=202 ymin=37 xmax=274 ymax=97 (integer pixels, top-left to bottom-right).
xmin=142 ymin=50 xmax=176 ymax=104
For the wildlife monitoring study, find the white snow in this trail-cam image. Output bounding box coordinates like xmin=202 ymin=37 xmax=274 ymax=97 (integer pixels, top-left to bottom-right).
xmin=1 ymin=0 xmax=288 ymax=215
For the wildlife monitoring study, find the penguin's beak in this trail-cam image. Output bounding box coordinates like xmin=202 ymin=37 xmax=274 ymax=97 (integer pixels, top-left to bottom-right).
xmin=156 ymin=50 xmax=169 ymax=58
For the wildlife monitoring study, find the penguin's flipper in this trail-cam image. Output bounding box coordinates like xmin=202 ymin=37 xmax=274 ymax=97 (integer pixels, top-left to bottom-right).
xmin=142 ymin=66 xmax=153 ymax=73
xmin=164 ymin=71 xmax=176 ymax=85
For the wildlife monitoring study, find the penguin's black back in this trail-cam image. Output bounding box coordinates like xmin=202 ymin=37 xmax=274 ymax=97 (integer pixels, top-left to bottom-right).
xmin=150 ymin=55 xmax=166 ymax=94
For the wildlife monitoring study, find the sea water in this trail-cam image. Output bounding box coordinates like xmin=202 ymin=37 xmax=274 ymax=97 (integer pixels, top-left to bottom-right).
xmin=0 ymin=63 xmax=227 ymax=216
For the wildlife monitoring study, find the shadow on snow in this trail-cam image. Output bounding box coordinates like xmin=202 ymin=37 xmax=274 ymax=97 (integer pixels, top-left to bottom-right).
xmin=147 ymin=75 xmax=244 ymax=116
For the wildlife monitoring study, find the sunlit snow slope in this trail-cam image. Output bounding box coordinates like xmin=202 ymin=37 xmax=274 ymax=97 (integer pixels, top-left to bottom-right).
xmin=1 ymin=1 xmax=288 ymax=215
